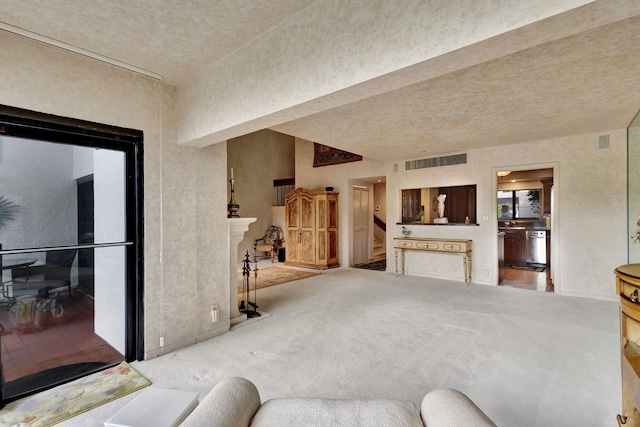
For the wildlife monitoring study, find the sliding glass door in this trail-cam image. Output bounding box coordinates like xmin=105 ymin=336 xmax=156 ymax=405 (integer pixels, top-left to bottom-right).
xmin=0 ymin=107 xmax=143 ymax=404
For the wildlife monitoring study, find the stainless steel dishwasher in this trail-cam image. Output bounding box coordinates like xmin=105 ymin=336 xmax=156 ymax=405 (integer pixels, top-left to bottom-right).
xmin=525 ymin=230 xmax=547 ymax=265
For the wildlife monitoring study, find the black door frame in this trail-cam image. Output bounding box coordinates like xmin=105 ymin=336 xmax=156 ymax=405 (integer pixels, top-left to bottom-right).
xmin=0 ymin=105 xmax=144 ymax=404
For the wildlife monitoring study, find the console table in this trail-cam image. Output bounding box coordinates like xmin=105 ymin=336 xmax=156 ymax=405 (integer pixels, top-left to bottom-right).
xmin=394 ymin=237 xmax=472 ymax=284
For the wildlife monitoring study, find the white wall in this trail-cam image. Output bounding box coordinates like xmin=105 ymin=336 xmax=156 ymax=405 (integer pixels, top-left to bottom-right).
xmin=73 ymin=145 xmax=94 ymax=180
xmin=93 ymin=149 xmax=126 ymax=353
xmin=0 ymin=136 xmax=76 ymax=256
xmin=296 ymin=131 xmax=627 ymax=301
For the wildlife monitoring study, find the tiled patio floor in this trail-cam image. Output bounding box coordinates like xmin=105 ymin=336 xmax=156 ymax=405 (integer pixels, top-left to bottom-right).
xmin=0 ymin=291 xmax=122 ymax=385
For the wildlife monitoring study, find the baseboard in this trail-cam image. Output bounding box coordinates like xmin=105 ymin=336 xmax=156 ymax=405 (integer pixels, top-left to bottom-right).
xmin=394 ymin=270 xmax=468 ymax=284
xmin=144 ymin=326 xmax=229 ymax=359
xmin=558 ymin=289 xmax=617 ymax=302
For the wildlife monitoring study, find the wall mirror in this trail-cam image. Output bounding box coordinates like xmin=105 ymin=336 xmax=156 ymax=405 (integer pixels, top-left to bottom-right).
xmin=400 ymin=184 xmax=476 ymax=224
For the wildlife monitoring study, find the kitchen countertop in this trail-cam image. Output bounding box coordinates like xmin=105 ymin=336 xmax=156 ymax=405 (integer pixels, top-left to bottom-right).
xmin=498 ymin=227 xmax=548 ymax=231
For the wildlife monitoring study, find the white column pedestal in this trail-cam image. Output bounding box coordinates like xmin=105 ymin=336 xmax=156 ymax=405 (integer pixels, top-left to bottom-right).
xmin=228 ymin=218 xmax=256 ymax=324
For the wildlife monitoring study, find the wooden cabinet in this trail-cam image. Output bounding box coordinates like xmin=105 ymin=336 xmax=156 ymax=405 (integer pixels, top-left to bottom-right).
xmin=542 ymin=178 xmax=553 ymax=215
xmin=498 ymin=232 xmax=504 ymax=283
xmin=504 ymin=230 xmax=526 ymax=266
xmin=616 ymin=264 xmax=640 ymax=427
xmin=285 ymin=188 xmax=339 ymax=269
xmin=438 ymin=185 xmax=476 ymax=223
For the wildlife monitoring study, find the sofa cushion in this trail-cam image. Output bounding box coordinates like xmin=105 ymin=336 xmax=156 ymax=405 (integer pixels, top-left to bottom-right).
xmin=420 ymin=388 xmax=496 ymax=427
xmin=180 ymin=377 xmax=261 ymax=427
xmin=250 ymin=398 xmax=423 ymax=427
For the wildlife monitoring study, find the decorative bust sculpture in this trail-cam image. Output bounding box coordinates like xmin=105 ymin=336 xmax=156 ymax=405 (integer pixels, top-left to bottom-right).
xmin=437 ymin=194 xmax=446 ymax=218
xmin=434 ymin=194 xmax=448 ymax=224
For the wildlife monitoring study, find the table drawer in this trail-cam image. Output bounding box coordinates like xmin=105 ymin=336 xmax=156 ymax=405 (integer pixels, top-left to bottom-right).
xmin=415 ymin=241 xmax=440 ymax=250
xmin=442 ymin=243 xmax=463 ymax=252
xmin=395 ymin=240 xmax=414 ymax=249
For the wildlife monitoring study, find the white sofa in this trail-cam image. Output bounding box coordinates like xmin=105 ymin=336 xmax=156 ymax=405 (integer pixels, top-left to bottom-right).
xmin=180 ymin=377 xmax=496 ymax=427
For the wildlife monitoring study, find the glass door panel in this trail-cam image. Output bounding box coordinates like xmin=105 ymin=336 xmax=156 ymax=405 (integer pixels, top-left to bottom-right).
xmin=0 ymin=134 xmax=130 ymax=400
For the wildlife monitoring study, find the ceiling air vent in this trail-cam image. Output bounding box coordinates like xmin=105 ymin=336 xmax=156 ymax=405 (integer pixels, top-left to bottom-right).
xmin=405 ymin=153 xmax=467 ymax=170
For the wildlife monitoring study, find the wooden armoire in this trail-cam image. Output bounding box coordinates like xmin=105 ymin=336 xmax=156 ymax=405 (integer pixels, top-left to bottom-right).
xmin=284 ymin=188 xmax=339 ymax=269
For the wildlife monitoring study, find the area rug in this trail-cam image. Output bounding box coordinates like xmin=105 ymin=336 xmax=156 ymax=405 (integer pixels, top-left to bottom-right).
xmin=238 ymin=267 xmax=319 ymax=292
xmin=0 ymin=361 xmax=151 ymax=426
xmin=354 ymin=260 xmax=386 ymax=271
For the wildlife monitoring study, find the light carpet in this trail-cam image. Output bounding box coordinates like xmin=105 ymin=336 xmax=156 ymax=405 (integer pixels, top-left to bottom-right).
xmin=57 ymin=267 xmax=619 ymax=427
xmin=0 ymin=362 xmax=150 ymax=426
xmin=237 ymin=266 xmax=319 ymax=292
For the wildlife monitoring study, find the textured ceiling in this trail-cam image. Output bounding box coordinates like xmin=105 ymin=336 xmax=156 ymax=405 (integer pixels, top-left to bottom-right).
xmin=0 ymin=0 xmax=317 ymax=83
xmin=0 ymin=1 xmax=639 ymax=161
xmin=273 ymin=15 xmax=640 ymax=160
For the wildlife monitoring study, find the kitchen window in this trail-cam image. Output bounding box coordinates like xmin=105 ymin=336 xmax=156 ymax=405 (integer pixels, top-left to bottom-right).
xmin=498 ymin=189 xmax=541 ymax=220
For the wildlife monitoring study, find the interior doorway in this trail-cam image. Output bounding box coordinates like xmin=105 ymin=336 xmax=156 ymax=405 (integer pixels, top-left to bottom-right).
xmin=350 ymin=177 xmax=386 ymax=269
xmin=353 ymin=186 xmax=370 ymax=265
xmin=497 ymin=168 xmax=553 ymax=292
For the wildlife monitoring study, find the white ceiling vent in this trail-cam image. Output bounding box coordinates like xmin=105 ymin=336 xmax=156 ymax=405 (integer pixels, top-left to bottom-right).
xmin=405 ymin=153 xmax=467 ymax=170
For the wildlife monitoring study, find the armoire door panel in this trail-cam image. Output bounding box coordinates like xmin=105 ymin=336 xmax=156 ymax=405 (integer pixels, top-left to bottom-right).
xmin=301 ymin=198 xmax=314 ymax=229
xmin=287 ymin=198 xmax=299 ymax=227
xmin=317 ymin=200 xmax=326 ymax=229
xmin=317 ymin=232 xmax=326 ymax=261
xmin=286 ymin=229 xmax=300 ymax=262
xmin=301 ymin=230 xmax=315 ymax=264
xmin=329 ymin=200 xmax=338 ymax=228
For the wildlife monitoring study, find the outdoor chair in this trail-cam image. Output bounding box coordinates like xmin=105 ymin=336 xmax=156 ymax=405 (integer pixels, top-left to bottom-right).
xmin=5 ymin=249 xmax=78 ymax=302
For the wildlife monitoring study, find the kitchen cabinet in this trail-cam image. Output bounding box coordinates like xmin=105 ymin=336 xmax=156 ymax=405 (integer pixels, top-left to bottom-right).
xmin=498 ymin=232 xmax=504 ymax=283
xmin=285 ymin=188 xmax=339 ymax=269
xmin=504 ymin=229 xmax=526 ymax=266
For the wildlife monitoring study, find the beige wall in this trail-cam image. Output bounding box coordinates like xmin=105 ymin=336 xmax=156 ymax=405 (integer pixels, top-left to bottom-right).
xmin=373 ymin=183 xmax=386 ymax=244
xmin=296 ymin=132 xmax=627 ymax=301
xmin=0 ymin=32 xmax=230 ymax=359
xmin=227 ymin=129 xmax=295 ymax=260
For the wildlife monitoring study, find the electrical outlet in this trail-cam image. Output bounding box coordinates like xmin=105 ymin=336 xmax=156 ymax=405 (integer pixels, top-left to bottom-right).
xmin=211 ymin=304 xmax=219 ymax=323
xmin=481 ymin=267 xmax=489 ymax=277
